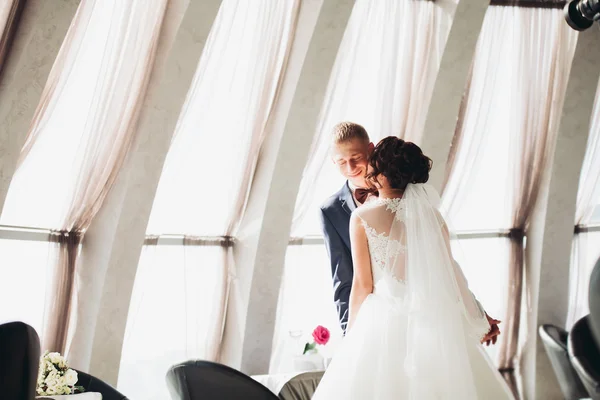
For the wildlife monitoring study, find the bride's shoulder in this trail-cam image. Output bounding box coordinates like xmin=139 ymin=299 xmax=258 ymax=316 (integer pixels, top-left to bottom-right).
xmin=354 ymin=197 xmax=399 ymax=222
xmin=356 ymin=197 xmax=385 ymax=214
xmin=368 ymin=197 xmax=406 ymax=215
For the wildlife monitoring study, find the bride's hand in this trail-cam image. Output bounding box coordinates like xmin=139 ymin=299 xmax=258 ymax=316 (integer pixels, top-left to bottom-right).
xmin=481 ymin=313 xmax=501 ymax=346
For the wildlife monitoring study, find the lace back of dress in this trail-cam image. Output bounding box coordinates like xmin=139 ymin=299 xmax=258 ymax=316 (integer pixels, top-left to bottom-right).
xmin=356 ymin=198 xmax=407 ymax=289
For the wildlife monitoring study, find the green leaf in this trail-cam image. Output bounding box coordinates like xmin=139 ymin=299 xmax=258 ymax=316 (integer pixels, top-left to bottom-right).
xmin=302 ymin=342 xmax=316 ymax=355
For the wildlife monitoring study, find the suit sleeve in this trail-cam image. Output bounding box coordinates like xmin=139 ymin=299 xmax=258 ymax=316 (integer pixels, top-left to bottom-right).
xmin=320 ymin=208 xmax=353 ymax=333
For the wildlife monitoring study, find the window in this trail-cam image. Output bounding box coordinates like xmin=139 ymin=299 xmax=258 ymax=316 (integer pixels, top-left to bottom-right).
xmin=566 ymin=80 xmax=600 ymax=327
xmin=441 ymin=6 xmax=576 ymax=374
xmin=145 ymin=2 xmax=298 ymax=237
xmin=117 ymin=244 xmax=226 ymax=399
xmin=270 ymin=243 xmax=343 ymax=373
xmin=0 ymin=0 xmax=167 ymax=351
xmin=1 ymin=0 xmax=167 ymax=230
xmin=568 ymin=231 xmax=600 ymax=326
xmin=272 ymin=0 xmax=458 ymax=372
xmin=451 ymin=237 xmax=510 ymax=361
xmin=0 ymin=238 xmax=52 ymax=335
xmin=118 ymin=2 xmax=299 ymax=398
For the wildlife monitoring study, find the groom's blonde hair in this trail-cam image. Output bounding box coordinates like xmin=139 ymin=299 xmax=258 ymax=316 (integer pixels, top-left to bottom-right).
xmin=332 ymin=122 xmax=370 ymax=145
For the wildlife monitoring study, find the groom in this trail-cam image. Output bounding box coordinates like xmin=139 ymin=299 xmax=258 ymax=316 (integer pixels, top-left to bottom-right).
xmin=319 ymin=122 xmax=374 ymax=334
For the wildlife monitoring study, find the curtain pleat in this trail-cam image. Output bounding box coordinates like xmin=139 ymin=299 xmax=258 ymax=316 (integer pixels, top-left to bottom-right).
xmin=0 ymin=0 xmax=26 ymax=77
xmin=441 ymin=6 xmax=576 ymax=397
xmin=291 ymin=0 xmax=457 ymax=236
xmin=11 ymin=0 xmax=170 ymax=353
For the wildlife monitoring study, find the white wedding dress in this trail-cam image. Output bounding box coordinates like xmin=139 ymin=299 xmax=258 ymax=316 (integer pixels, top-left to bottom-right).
xmin=312 ymin=184 xmax=515 ymax=400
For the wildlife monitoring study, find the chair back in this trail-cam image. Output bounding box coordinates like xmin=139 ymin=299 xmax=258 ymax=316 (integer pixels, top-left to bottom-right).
xmin=74 ymin=369 xmax=129 ymax=400
xmin=166 ymin=360 xmax=279 ymax=400
xmin=568 ymin=316 xmax=600 ymax=399
xmin=538 ymin=324 xmax=588 ymax=400
xmin=0 ymin=321 xmax=40 ymax=400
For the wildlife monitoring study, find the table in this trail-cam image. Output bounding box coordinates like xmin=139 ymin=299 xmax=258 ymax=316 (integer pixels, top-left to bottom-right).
xmin=252 ymin=371 xmax=325 ymax=400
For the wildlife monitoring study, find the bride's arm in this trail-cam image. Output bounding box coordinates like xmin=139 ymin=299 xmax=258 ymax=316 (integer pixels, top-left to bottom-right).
xmin=436 ymin=213 xmax=484 ymax=316
xmin=347 ymin=213 xmax=373 ymax=332
xmin=439 ymin=217 xmax=500 ymax=342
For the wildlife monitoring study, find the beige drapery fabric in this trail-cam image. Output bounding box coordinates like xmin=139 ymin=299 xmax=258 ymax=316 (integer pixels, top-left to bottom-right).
xmin=271 ymin=0 xmax=459 ymax=375
xmin=17 ymin=2 xmax=90 ymax=166
xmin=290 ymin=0 xmax=458 ymax=236
xmin=12 ymin=0 xmax=169 ymax=353
xmin=214 ymin=2 xmax=300 ymax=361
xmin=44 ymin=230 xmax=82 ymax=354
xmin=501 ymin=8 xmax=575 ymax=396
xmin=117 ymin=5 xmax=301 ymax=397
xmin=441 ymin=4 xmax=576 ymax=397
xmin=138 ymin=0 xmax=301 ymax=363
xmin=182 ymin=236 xmax=234 ymax=361
xmin=0 ymin=0 xmax=25 ymax=76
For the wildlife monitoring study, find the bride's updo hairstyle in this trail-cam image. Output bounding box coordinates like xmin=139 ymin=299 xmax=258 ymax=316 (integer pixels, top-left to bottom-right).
xmin=366 ymin=136 xmax=432 ymax=190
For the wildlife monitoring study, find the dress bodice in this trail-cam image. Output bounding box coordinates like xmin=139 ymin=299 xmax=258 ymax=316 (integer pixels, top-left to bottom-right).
xmin=356 ymin=197 xmax=407 ymax=298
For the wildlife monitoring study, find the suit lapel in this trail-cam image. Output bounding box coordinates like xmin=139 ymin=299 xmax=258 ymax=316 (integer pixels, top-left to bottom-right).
xmin=340 ymin=181 xmax=356 ymax=215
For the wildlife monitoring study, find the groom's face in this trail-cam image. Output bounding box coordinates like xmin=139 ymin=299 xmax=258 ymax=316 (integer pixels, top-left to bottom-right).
xmin=331 ymin=138 xmax=373 ymax=187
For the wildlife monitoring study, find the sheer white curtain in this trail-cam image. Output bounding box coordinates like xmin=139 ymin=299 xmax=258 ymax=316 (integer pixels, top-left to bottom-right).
xmin=118 ymin=2 xmax=299 ymax=398
xmin=440 ymin=5 xmax=576 ymax=394
xmin=292 ymin=0 xmax=457 ymax=236
xmin=270 ymin=0 xmax=458 ymax=374
xmin=118 ymin=242 xmax=227 ymax=399
xmin=1 ymin=0 xmax=168 ymax=229
xmin=270 ymin=244 xmax=343 ymax=373
xmin=0 ymin=238 xmax=52 ymax=331
xmin=144 ymin=0 xmax=297 ymax=236
xmin=0 ymin=1 xmax=12 ymax=31
xmin=566 ymin=79 xmax=600 ymax=327
xmin=0 ymin=0 xmax=168 ymax=351
xmin=440 ymin=8 xmax=513 ymax=226
xmin=443 ymin=6 xmax=576 ymax=230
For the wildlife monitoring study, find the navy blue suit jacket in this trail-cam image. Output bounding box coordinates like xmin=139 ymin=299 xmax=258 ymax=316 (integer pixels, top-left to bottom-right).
xmin=320 ymin=182 xmax=356 ymax=333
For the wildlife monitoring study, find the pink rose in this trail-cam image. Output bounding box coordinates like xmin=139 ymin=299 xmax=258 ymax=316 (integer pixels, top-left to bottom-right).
xmin=312 ymin=325 xmax=330 ymax=345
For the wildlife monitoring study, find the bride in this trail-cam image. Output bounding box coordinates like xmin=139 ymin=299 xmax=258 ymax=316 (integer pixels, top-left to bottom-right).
xmin=312 ymin=137 xmax=515 ymax=399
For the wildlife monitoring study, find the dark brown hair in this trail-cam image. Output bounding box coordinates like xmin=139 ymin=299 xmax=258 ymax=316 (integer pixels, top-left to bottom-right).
xmin=366 ymin=136 xmax=432 ymax=190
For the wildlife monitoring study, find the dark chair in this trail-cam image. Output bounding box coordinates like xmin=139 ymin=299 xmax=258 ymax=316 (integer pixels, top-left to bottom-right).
xmin=538 ymin=324 xmax=588 ymax=400
xmin=589 ymin=257 xmax=600 ymax=349
xmin=569 ymin=316 xmax=600 ymax=400
xmin=74 ymin=369 xmax=129 ymax=400
xmin=165 ymin=360 xmax=279 ymax=400
xmin=0 ymin=321 xmax=41 ymax=400
xmin=277 ymin=371 xmax=324 ymax=400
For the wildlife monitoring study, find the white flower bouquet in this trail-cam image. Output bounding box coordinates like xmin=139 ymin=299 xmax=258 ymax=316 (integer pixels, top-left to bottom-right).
xmin=37 ymin=351 xmax=84 ymax=396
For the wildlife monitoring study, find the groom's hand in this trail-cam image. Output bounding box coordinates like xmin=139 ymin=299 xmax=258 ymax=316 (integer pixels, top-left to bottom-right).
xmin=481 ymin=313 xmax=501 ymax=346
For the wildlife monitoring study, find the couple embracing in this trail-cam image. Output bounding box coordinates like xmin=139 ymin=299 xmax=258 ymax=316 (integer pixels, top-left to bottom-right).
xmin=313 ymin=122 xmax=514 ymax=399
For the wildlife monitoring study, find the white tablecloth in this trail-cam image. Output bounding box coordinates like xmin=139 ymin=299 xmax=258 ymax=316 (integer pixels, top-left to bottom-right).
xmin=37 ymin=393 xmax=102 ymax=400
